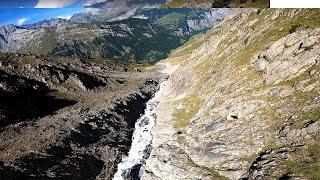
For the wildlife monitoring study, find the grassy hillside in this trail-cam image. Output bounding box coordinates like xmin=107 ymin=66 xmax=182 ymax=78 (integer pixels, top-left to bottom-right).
xmin=1 ymin=9 xmax=227 ymax=64
xmin=143 ymin=9 xmax=320 ymax=179
xmin=51 ymin=18 xmax=183 ymax=63
xmin=154 ymin=12 xmax=187 ymax=30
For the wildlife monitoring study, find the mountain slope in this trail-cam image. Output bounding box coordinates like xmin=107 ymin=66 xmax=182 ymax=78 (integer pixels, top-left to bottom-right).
xmin=81 ymin=0 xmax=268 ymax=9
xmin=0 ymin=53 xmax=165 ymax=179
xmin=165 ymin=0 xmax=269 ymax=8
xmin=140 ymin=9 xmax=320 ymax=179
xmin=135 ymin=8 xmax=227 ymax=33
xmin=22 ymin=18 xmax=69 ymax=29
xmin=0 ymin=20 xmax=184 ymax=62
xmin=0 ymin=9 xmax=228 ymax=63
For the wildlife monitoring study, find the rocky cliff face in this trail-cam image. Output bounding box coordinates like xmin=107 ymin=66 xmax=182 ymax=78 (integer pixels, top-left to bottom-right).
xmin=22 ymin=18 xmax=69 ymax=29
xmin=135 ymin=8 xmax=228 ymax=34
xmin=0 ymin=25 xmax=46 ymax=53
xmin=140 ymin=9 xmax=320 ymax=179
xmin=186 ymin=10 xmax=224 ymax=32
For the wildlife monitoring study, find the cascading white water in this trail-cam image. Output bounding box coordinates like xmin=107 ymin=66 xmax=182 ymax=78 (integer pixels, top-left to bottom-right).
xmin=113 ymin=81 xmax=166 ymax=180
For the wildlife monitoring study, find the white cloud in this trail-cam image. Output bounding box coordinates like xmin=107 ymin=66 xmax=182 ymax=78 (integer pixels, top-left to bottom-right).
xmin=82 ymin=0 xmax=108 ymax=7
xmin=87 ymin=8 xmax=103 ymax=15
xmin=17 ymin=18 xmax=28 ymax=25
xmin=56 ymin=15 xmax=72 ymax=19
xmin=35 ymin=0 xmax=77 ymax=8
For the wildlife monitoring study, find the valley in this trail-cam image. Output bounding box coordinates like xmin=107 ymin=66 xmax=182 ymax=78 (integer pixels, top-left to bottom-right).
xmin=0 ymin=7 xmax=319 ymax=180
xmin=0 ymin=8 xmax=228 ymax=63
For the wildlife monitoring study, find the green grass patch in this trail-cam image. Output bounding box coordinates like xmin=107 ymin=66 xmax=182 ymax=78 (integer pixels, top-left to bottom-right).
xmin=154 ymin=12 xmax=186 ymax=30
xmin=291 ymin=107 xmax=320 ymax=129
xmin=308 ymin=144 xmax=320 ymax=157
xmin=238 ymin=0 xmax=270 ymax=8
xmin=164 ymin=0 xmax=188 ymax=8
xmin=173 ymin=93 xmax=203 ymax=131
xmin=179 ymin=148 xmax=227 ymax=179
xmin=278 ymin=63 xmax=320 ymax=87
xmin=284 ymin=161 xmax=320 ymax=180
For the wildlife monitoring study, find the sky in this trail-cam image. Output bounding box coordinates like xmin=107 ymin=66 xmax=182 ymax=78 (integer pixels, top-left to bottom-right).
xmin=0 ymin=8 xmax=89 ymax=26
xmin=0 ymin=0 xmax=157 ymax=26
xmin=0 ymin=0 xmax=120 ymax=26
xmin=0 ymin=0 xmax=86 ymax=8
xmin=0 ymin=0 xmax=115 ymax=8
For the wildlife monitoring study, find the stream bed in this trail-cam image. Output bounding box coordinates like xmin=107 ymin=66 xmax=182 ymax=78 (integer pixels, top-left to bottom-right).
xmin=113 ymin=81 xmax=166 ymax=180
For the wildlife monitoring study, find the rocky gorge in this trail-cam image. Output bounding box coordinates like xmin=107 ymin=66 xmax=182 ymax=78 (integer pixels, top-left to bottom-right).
xmin=0 ymin=8 xmax=319 ymax=180
xmin=0 ymin=53 xmax=166 ymax=179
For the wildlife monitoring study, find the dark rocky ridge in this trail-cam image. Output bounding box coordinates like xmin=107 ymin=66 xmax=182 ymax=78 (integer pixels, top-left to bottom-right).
xmin=0 ymin=64 xmax=77 ymax=127
xmin=0 ymin=53 xmax=166 ymax=179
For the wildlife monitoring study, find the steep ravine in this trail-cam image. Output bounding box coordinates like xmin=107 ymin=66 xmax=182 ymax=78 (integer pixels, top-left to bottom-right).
xmin=112 ymin=62 xmax=178 ymax=179
xmin=113 ymin=75 xmax=168 ymax=179
xmin=139 ymin=9 xmax=320 ymax=179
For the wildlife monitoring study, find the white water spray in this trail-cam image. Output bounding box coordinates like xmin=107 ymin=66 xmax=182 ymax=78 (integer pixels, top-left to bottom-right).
xmin=113 ymin=81 xmax=166 ymax=180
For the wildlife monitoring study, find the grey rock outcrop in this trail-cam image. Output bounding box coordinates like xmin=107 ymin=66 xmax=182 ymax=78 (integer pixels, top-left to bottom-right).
xmin=186 ymin=9 xmax=227 ymax=32
xmin=22 ymin=18 xmax=68 ymax=29
xmin=140 ymin=9 xmax=320 ymax=180
xmin=252 ymin=28 xmax=320 ymax=85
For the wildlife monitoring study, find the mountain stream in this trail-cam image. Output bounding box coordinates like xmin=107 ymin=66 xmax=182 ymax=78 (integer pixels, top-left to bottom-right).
xmin=113 ymin=80 xmax=166 ymax=179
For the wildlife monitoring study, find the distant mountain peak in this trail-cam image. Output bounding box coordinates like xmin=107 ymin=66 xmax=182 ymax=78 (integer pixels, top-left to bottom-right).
xmin=0 ymin=24 xmax=25 ymax=35
xmin=22 ymin=18 xmax=69 ymax=29
xmin=0 ymin=8 xmax=229 ymax=63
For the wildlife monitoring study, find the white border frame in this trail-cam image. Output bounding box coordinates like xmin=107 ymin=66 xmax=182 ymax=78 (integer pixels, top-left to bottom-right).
xmin=270 ymin=0 xmax=320 ymax=8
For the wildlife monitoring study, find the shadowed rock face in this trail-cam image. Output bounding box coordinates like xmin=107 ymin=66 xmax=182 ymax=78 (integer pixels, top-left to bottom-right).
xmin=0 ymin=89 xmax=77 ymax=127
xmin=0 ymin=150 xmax=104 ymax=180
xmin=0 ymin=70 xmax=77 ymax=127
xmin=0 ymin=94 xmax=149 ymax=179
xmin=0 ymin=53 xmax=165 ymax=179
